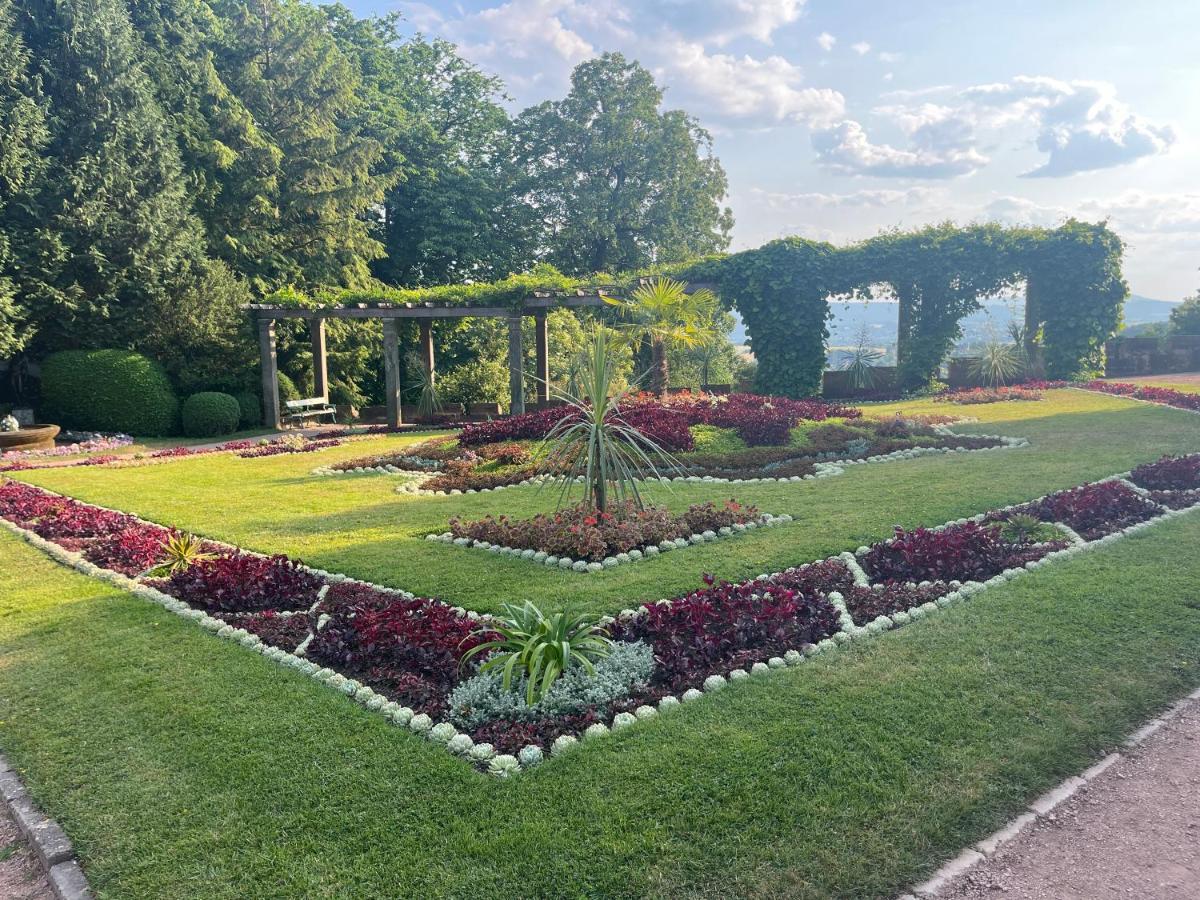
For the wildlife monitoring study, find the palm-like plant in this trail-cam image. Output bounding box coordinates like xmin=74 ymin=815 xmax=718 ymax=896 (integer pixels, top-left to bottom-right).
xmin=539 ymin=328 xmax=683 ymax=513
xmin=460 ymin=601 xmax=613 ymax=704
xmin=971 ymin=338 xmax=1022 ymax=388
xmin=406 ymin=352 xmax=440 ymax=422
xmin=606 ymin=276 xmax=719 ymax=396
xmin=841 ymin=325 xmax=885 ymax=390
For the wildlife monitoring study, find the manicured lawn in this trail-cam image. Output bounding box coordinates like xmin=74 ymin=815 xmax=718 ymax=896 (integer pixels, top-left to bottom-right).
xmin=14 ymin=389 xmax=1200 ymax=617
xmin=2 ymin=504 xmax=1199 ymax=898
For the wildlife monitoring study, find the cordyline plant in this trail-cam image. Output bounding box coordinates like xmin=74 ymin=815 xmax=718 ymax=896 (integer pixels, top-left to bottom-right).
xmin=538 ymin=328 xmax=684 ymax=514
xmin=460 ymin=601 xmax=613 ymax=704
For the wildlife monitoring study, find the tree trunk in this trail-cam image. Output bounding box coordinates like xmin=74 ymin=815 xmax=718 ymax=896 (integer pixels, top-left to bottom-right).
xmin=650 ymin=339 xmax=669 ymax=397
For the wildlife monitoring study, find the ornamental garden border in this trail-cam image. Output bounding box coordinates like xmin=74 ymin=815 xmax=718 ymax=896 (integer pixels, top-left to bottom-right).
xmin=3 ymin=452 xmax=1198 ymax=777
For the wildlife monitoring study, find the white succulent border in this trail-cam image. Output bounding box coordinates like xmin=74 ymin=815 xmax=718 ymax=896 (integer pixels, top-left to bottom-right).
xmin=425 ymin=512 xmax=794 ymax=574
xmin=3 ymin=464 xmax=1195 ymax=777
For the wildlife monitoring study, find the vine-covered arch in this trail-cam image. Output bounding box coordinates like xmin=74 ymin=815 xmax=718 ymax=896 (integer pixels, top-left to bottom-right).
xmin=682 ymin=220 xmax=1127 ymax=397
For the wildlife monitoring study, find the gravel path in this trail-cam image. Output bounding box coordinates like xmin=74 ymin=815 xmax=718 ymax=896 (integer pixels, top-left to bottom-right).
xmin=941 ymin=699 xmax=1200 ymax=899
xmin=0 ymin=805 xmax=52 ymax=900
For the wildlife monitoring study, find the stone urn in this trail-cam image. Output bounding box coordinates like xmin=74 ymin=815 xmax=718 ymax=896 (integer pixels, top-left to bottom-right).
xmin=0 ymin=423 xmax=61 ymax=453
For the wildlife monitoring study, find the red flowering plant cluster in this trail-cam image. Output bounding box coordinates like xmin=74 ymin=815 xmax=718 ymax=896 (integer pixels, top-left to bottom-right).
xmin=237 ymin=438 xmax=343 ymax=458
xmin=860 ymin=521 xmax=1068 ymax=584
xmin=159 ymin=551 xmax=325 ymax=612
xmin=448 ymin=499 xmax=761 ymax=561
xmin=1081 ymin=380 xmax=1200 ymax=412
xmin=1018 ymin=480 xmax=1163 ymax=541
xmin=938 ymin=386 xmax=1045 ymax=404
xmin=613 ymin=566 xmax=845 ymax=690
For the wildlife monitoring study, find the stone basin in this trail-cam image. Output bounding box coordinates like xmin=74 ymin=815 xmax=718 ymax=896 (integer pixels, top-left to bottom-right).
xmin=0 ymin=424 xmax=61 ymax=453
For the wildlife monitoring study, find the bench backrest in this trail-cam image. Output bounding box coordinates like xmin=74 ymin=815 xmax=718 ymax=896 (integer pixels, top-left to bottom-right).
xmin=285 ymin=397 xmax=331 ymax=410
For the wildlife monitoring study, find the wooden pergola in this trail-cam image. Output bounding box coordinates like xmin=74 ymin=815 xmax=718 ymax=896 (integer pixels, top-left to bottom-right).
xmin=248 ymin=290 xmax=612 ymax=429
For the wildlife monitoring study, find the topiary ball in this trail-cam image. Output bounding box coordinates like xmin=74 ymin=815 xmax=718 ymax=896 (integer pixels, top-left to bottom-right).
xmin=181 ymin=392 xmax=242 ymax=438
xmin=40 ymin=349 xmax=179 ymax=436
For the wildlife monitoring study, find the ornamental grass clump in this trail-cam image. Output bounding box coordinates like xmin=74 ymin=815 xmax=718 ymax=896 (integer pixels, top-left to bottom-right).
xmin=460 ymin=601 xmax=613 ymax=705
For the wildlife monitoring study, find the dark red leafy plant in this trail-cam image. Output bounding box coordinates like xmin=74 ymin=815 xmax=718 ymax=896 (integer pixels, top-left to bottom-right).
xmin=161 ymin=551 xmax=324 ymax=611
xmin=1018 ymin=480 xmax=1162 ymax=540
xmin=860 ymin=521 xmax=1067 ymax=584
xmin=1129 ymin=454 xmax=1200 ymax=492
xmin=842 ymin=582 xmax=953 ymax=626
xmin=83 ymin=525 xmax=170 ymax=576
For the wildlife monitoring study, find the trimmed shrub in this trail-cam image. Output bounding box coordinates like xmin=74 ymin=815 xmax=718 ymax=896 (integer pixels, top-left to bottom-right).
xmin=233 ymin=390 xmax=263 ymax=429
xmin=40 ymin=350 xmax=179 ymax=436
xmin=276 ymin=372 xmax=301 ymax=402
xmin=181 ymin=392 xmax=242 ymax=438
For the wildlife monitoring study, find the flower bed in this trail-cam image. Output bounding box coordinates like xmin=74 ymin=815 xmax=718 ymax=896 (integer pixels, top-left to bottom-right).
xmin=1128 ymin=454 xmax=1200 ymax=492
xmin=1014 ymin=480 xmax=1162 ymax=541
xmin=858 ymin=521 xmax=1069 ymax=584
xmin=457 ymin=392 xmax=861 ymax=450
xmin=445 ymin=500 xmax=765 ymax=565
xmin=1080 ymin=381 xmax=1200 ymax=412
xmin=938 ymin=386 xmax=1045 ymax=404
xmin=4 ymin=455 xmax=1199 ymax=776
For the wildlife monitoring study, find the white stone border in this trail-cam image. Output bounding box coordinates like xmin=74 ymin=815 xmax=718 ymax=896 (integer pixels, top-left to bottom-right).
xmin=426 ymin=512 xmax=794 ymax=573
xmin=3 ymin=469 xmax=1197 ymax=777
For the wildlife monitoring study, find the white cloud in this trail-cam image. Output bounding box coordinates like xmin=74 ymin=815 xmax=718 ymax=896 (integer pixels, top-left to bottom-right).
xmin=851 ymin=41 xmax=871 ymax=55
xmin=657 ymin=42 xmax=845 ymax=126
xmin=812 ymin=120 xmax=988 ymax=178
xmin=878 ymin=51 xmax=902 ymax=63
xmin=817 ymin=31 xmax=836 ymax=51
xmin=751 ymin=186 xmax=939 ymax=209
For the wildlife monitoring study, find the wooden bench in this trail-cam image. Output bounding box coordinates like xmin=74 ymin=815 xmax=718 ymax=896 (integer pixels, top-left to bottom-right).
xmin=285 ymin=397 xmax=338 ymax=426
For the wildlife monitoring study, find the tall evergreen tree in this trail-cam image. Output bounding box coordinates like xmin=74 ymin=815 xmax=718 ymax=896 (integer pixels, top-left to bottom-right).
xmin=10 ymin=0 xmax=249 ymax=381
xmin=512 ymin=53 xmax=733 ymax=276
xmin=0 ymin=0 xmax=49 ymax=361
xmin=208 ymin=0 xmax=392 ymax=289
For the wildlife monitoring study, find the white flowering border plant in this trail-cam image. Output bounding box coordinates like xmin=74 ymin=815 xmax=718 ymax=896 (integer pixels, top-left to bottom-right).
xmin=2 ymin=458 xmax=1196 ymax=777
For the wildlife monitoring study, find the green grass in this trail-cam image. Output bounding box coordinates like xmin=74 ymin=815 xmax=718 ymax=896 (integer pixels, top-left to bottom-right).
xmin=13 ymin=389 xmax=1200 ymax=617
xmin=2 ymin=507 xmax=1199 ymax=898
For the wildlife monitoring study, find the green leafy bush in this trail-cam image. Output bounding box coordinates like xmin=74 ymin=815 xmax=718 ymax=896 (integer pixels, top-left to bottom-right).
xmin=688 ymin=424 xmax=746 ymax=455
xmin=40 ymin=350 xmax=179 ymax=435
xmin=276 ymin=372 xmax=300 ymax=402
xmin=181 ymin=392 xmax=241 ymax=437
xmin=233 ymin=391 xmax=263 ymax=429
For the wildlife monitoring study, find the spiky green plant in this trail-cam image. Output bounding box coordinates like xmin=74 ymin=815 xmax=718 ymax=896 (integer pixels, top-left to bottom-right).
xmin=841 ymin=325 xmax=885 ymax=390
xmin=971 ymin=339 xmax=1022 ymax=388
xmin=538 ymin=328 xmax=683 ymax=513
xmin=999 ymin=513 xmax=1058 ymax=545
xmin=406 ymin=352 xmax=439 ymax=422
xmin=605 ymin=276 xmax=719 ymax=396
xmin=142 ymin=532 xmax=212 ymax=577
xmin=460 ymin=601 xmax=613 ymax=704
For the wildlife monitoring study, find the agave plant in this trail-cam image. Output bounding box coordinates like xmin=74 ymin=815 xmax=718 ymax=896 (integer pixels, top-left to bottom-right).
xmin=605 ymin=276 xmax=719 ymax=396
xmin=538 ymin=328 xmax=684 ymax=513
xmin=460 ymin=601 xmax=613 ymax=704
xmin=840 ymin=325 xmax=884 ymax=390
xmin=142 ymin=532 xmax=212 ymax=577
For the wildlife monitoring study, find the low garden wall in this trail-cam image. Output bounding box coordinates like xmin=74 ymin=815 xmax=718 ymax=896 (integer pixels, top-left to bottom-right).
xmin=1105 ymin=335 xmax=1200 ymax=377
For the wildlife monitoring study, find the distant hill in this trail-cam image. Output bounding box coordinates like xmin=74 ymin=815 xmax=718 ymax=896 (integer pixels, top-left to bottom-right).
xmin=729 ymin=294 xmax=1179 ymax=353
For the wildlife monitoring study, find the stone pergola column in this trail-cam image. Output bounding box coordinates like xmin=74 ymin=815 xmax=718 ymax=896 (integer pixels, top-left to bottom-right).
xmin=257 ymin=318 xmax=281 ymax=430
xmin=508 ymin=313 xmax=525 ymax=415
xmin=534 ymin=311 xmax=550 ymax=407
xmin=419 ymin=321 xmax=435 ymax=386
xmin=382 ymin=319 xmax=403 ymax=429
xmin=311 ymin=317 xmax=328 ymax=400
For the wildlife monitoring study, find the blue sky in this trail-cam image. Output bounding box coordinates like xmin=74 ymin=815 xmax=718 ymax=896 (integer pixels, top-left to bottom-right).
xmin=346 ymin=0 xmax=1200 ymax=299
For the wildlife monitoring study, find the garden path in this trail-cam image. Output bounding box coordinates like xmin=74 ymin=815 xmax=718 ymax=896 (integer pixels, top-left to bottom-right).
xmin=940 ymin=697 xmax=1200 ymax=899
xmin=0 ymin=804 xmax=53 ymax=900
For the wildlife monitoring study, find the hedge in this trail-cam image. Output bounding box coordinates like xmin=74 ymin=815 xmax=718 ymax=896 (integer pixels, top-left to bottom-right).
xmin=233 ymin=390 xmax=263 ymax=429
xmin=181 ymin=392 xmax=242 ymax=438
xmin=40 ymin=350 xmax=179 ymax=436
